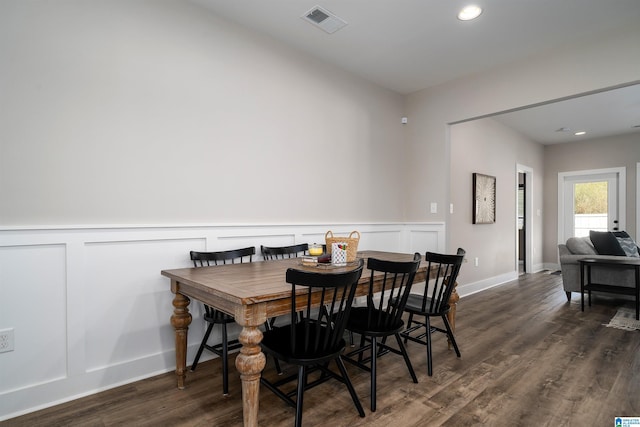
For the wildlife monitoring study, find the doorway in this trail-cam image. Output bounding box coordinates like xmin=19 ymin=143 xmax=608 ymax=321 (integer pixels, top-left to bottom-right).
xmin=517 ymin=164 xmax=533 ymax=275
xmin=518 ymin=173 xmax=526 ymax=274
xmin=558 ymin=167 xmax=626 ymax=243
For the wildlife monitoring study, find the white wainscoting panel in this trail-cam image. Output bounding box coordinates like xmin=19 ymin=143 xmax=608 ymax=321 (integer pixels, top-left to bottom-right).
xmin=83 ymin=238 xmax=203 ymax=373
xmin=0 ymin=222 xmax=444 ymax=420
xmin=0 ymin=244 xmax=68 ymax=391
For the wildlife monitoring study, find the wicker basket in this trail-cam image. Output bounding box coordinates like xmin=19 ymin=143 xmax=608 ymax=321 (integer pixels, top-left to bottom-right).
xmin=325 ymin=230 xmax=360 ymax=262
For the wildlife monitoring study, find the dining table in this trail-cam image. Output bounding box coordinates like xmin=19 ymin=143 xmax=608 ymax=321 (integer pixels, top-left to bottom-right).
xmin=161 ymin=250 xmax=459 ymax=427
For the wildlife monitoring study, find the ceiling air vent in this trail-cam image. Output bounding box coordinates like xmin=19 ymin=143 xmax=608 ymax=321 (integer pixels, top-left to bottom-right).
xmin=302 ymin=6 xmax=347 ymax=34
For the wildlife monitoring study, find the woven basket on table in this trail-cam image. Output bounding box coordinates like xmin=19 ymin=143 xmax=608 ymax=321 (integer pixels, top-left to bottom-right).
xmin=325 ymin=230 xmax=360 ymax=262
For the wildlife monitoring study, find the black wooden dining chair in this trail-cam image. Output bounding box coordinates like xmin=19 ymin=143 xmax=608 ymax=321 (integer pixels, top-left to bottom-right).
xmin=261 ymin=243 xmax=309 ymax=260
xmin=400 ymin=248 xmax=465 ymax=376
xmin=260 ymin=243 xmax=309 ymax=329
xmin=342 ymin=253 xmax=422 ymax=411
xmin=189 ymin=247 xmax=255 ymax=396
xmin=260 ymin=243 xmax=312 ymax=374
xmin=260 ymin=260 xmax=365 ymax=427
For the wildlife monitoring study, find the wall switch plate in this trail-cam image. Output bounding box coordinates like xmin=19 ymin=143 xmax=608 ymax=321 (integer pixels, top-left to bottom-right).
xmin=430 ymin=202 xmax=437 ymax=214
xmin=0 ymin=329 xmax=14 ymax=353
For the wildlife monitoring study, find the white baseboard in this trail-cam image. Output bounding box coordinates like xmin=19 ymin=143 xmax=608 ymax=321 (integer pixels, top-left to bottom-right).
xmin=457 ymin=270 xmax=520 ymax=298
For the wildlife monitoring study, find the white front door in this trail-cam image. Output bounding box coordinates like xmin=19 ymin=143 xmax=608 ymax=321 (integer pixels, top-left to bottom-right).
xmin=559 ymin=168 xmax=626 ymax=243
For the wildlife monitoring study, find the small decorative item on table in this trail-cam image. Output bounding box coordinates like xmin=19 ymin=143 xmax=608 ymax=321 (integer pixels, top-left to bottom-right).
xmin=331 ymin=243 xmax=348 ymax=266
xmin=301 ymin=256 xmax=318 ymax=266
xmin=325 ymin=230 xmax=360 ymax=262
xmin=308 ymin=243 xmax=323 ymax=256
xmin=302 ymin=243 xmax=324 ymax=266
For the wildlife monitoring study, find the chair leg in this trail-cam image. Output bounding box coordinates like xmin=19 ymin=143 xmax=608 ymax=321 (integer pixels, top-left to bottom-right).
xmin=357 ymin=334 xmax=366 ymax=363
xmin=191 ymin=322 xmax=214 ymax=371
xmin=294 ymin=365 xmax=306 ymax=427
xmin=273 ymin=357 xmax=283 ymax=375
xmin=404 ymin=313 xmax=414 ymax=344
xmin=222 ymin=323 xmax=229 ymax=396
xmin=369 ymin=337 xmax=378 ymax=411
xmin=394 ymin=333 xmax=418 ymax=383
xmin=425 ymin=316 xmax=433 ymax=376
xmin=442 ymin=315 xmax=461 ymax=357
xmin=565 ymin=291 xmax=571 ymax=301
xmin=264 ymin=320 xmax=283 ymax=375
xmin=335 ymin=356 xmax=365 ymax=418
xmin=378 ymin=335 xmax=389 ymax=357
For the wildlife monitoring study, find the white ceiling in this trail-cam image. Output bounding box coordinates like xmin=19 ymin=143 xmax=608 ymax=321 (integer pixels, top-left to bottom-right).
xmin=493 ymin=84 xmax=640 ymax=144
xmin=191 ymin=0 xmax=640 ymax=144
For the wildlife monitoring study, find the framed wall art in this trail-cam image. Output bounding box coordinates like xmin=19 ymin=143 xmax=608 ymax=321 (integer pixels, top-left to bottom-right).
xmin=473 ymin=173 xmax=496 ymax=224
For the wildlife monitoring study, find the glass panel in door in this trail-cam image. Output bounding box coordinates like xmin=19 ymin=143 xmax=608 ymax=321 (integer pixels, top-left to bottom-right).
xmin=573 ymin=181 xmax=608 ymax=237
xmin=563 ymin=173 xmax=618 ymax=240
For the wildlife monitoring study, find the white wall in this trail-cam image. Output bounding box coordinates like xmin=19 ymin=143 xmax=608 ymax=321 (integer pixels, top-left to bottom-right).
xmin=0 ymin=0 xmax=422 ymax=419
xmin=0 ymin=0 xmax=406 ymax=226
xmin=449 ymin=118 xmax=544 ymax=293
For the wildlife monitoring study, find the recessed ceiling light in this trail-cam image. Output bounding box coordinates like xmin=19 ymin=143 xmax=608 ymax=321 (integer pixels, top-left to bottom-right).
xmin=574 ymin=131 xmax=586 ymax=136
xmin=458 ymin=5 xmax=483 ymax=21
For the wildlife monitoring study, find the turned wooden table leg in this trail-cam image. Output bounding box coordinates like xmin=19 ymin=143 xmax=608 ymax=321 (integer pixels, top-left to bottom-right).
xmin=235 ymin=325 xmax=266 ymax=427
xmin=170 ymin=284 xmax=192 ymax=389
xmin=447 ymin=282 xmax=460 ymax=350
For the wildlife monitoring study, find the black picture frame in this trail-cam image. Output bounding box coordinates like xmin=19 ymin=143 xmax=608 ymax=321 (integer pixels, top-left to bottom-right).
xmin=473 ymin=173 xmax=496 ymax=224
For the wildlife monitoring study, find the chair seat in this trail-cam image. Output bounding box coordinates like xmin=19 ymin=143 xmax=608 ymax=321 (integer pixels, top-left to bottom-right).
xmin=261 ymin=323 xmax=346 ymax=365
xmin=346 ymin=307 xmax=404 ymax=336
xmin=403 ymin=294 xmax=450 ymax=316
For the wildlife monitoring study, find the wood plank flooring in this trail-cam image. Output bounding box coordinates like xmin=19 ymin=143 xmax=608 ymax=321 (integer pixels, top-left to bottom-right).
xmin=3 ymin=272 xmax=639 ymax=426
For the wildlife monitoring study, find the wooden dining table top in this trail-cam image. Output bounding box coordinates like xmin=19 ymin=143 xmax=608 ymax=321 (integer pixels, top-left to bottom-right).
xmin=161 ymin=250 xmax=428 ymax=314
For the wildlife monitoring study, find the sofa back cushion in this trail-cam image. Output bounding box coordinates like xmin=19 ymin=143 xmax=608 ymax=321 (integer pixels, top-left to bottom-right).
xmin=566 ymin=237 xmax=597 ymax=255
xmin=590 ymin=230 xmax=627 ymax=256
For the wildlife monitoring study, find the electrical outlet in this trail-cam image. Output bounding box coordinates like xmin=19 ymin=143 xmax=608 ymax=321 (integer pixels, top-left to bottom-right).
xmin=0 ymin=329 xmax=14 ymax=353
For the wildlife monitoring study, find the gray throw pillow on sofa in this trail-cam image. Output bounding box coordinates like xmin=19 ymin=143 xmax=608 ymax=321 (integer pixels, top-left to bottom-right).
xmin=616 ymin=236 xmax=640 ymax=257
xmin=566 ymin=237 xmax=597 ymax=255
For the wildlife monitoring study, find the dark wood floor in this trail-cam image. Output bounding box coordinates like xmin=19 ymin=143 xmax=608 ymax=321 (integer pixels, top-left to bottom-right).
xmin=4 ymin=272 xmax=640 ymax=426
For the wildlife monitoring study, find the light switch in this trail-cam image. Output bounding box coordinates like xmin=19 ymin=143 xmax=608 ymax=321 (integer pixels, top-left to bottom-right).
xmin=430 ymin=202 xmax=437 ymax=214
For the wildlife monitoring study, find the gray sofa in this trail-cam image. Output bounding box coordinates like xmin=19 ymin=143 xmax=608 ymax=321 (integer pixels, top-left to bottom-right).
xmin=558 ymin=236 xmax=638 ymax=301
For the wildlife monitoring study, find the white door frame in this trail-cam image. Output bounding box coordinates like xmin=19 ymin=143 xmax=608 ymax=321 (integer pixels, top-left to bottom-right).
xmin=517 ymin=164 xmax=533 ymax=274
xmin=557 ymin=167 xmax=626 ymax=244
